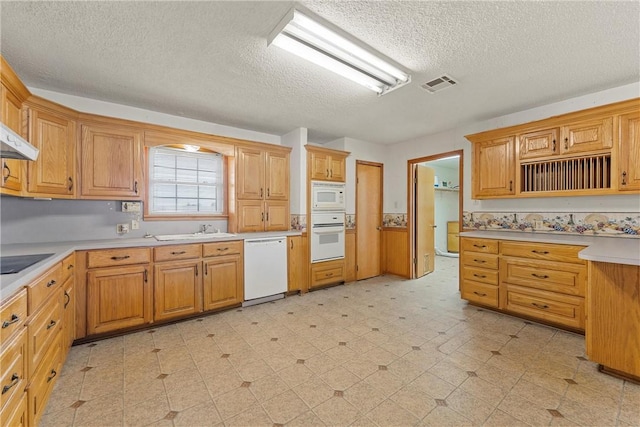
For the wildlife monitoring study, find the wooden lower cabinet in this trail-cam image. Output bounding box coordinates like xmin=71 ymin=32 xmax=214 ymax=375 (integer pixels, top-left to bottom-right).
xmin=27 ymin=293 xmax=62 ymax=376
xmin=0 ymin=330 xmax=27 ymax=414
xmin=447 ymin=221 xmax=459 ymax=253
xmin=0 ymin=391 xmax=26 ymax=427
xmin=154 ymin=260 xmax=202 ymax=321
xmin=62 ymin=278 xmax=75 ymax=351
xmin=310 ymin=259 xmax=345 ymax=288
xmin=27 ymin=333 xmax=62 ymax=426
xmin=86 ymin=264 xmax=152 ymax=335
xmin=460 ymin=238 xmax=499 ymax=308
xmin=505 ymin=284 xmax=584 ymax=330
xmin=345 ymin=230 xmax=356 ymax=282
xmin=287 ymin=236 xmax=305 ymax=292
xmin=203 ymin=255 xmax=243 ymax=311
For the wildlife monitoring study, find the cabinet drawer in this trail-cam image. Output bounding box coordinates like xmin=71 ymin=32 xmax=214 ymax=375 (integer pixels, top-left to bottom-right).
xmin=506 ymin=285 xmax=584 ymax=330
xmin=61 ymin=253 xmax=75 ymax=283
xmin=501 ymin=258 xmax=585 ymax=296
xmin=154 ymin=244 xmax=201 ymax=262
xmin=0 ymin=389 xmax=26 ymax=427
xmin=28 ymin=333 xmax=62 ymax=427
xmin=461 ymin=238 xmax=498 ymax=254
xmin=462 ymin=265 xmax=498 ymax=285
xmin=461 ymin=280 xmax=499 ymax=308
xmin=86 ymin=247 xmax=151 ymax=268
xmin=202 ymin=241 xmax=243 ymax=258
xmin=28 ymin=264 xmax=62 ymax=314
xmin=0 ymin=289 xmax=27 ymax=345
xmin=500 ymin=241 xmax=585 ymax=264
xmin=27 ymin=295 xmax=62 ymax=376
xmin=461 ymin=252 xmax=498 ymax=269
xmin=310 ymin=260 xmax=345 ymax=288
xmin=0 ymin=330 xmax=26 ymax=412
xmin=447 ymin=221 xmax=459 ymax=233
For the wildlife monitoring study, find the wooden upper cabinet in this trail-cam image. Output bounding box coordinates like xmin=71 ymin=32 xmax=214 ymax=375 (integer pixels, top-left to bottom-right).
xmin=307 ymin=145 xmax=348 ymax=182
xmin=618 ymin=111 xmax=640 ymax=191
xmin=236 ymin=147 xmax=264 ymax=199
xmin=472 ymin=136 xmax=515 ymax=198
xmin=309 ymin=151 xmax=331 ymax=181
xmin=329 ymin=155 xmax=346 ymax=182
xmin=560 ymin=117 xmax=613 ymax=155
xmin=519 ymin=128 xmax=559 ymax=160
xmin=27 ymin=104 xmax=76 ymax=197
xmin=1 ymin=84 xmax=28 ymax=195
xmin=80 ymin=123 xmax=143 ymax=199
xmin=265 ymin=151 xmax=289 ymax=200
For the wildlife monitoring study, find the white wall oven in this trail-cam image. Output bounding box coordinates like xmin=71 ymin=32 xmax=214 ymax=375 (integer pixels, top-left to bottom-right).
xmin=310 ymin=212 xmax=345 ymax=263
xmin=311 ymin=181 xmax=345 ymax=211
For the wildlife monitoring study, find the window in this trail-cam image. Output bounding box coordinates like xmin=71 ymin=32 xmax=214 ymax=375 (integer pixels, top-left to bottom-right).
xmin=148 ymin=146 xmax=225 ymax=216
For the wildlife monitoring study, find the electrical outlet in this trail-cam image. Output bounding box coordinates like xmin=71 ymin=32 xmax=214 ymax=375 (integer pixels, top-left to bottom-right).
xmin=131 ymin=219 xmax=139 ymax=230
xmin=117 ymin=223 xmax=130 ymax=234
xmin=122 ymin=202 xmax=141 ymax=213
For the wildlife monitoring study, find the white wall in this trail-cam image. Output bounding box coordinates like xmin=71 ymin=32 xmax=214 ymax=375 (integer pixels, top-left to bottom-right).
xmin=384 ymin=82 xmax=640 ymax=214
xmin=29 ymin=88 xmax=281 ymax=145
xmin=281 ymin=128 xmax=308 ymax=215
xmin=421 ymin=163 xmax=460 ymax=252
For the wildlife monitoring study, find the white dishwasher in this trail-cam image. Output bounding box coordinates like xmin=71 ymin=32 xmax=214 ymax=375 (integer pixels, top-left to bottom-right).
xmin=243 ymin=236 xmax=288 ymax=306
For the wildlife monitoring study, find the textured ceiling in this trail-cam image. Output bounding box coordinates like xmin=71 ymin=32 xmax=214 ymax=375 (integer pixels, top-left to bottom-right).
xmin=1 ymin=1 xmax=638 ymax=144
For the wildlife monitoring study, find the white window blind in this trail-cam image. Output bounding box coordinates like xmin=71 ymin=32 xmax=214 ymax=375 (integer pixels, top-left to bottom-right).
xmin=149 ymin=147 xmax=224 ymax=215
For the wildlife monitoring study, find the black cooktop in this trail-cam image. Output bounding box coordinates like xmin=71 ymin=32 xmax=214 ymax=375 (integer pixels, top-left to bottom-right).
xmin=1 ymin=253 xmax=54 ymax=275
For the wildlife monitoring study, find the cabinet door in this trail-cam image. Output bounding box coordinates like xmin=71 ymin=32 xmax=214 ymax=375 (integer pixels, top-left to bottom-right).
xmin=560 ymin=117 xmax=613 ymax=154
xmin=329 ymin=155 xmax=346 ymax=182
xmin=80 ymin=124 xmax=142 ymax=199
xmin=519 ymin=128 xmax=559 ymax=159
xmin=618 ymin=111 xmax=640 ymax=191
xmin=154 ymin=261 xmax=202 ymax=321
xmin=473 ymin=136 xmax=515 ymax=198
xmin=237 ymin=200 xmax=265 ymax=232
xmin=203 ymin=255 xmax=243 ymax=311
xmin=27 ymin=108 xmax=76 ymax=196
xmin=265 ymin=151 xmax=289 ymax=200
xmin=287 ymin=236 xmax=302 ymax=292
xmin=86 ymin=265 xmax=151 ymax=335
xmin=1 ymin=86 xmax=25 ymax=194
xmin=62 ymin=280 xmax=75 ymax=350
xmin=309 ymin=152 xmax=330 ymax=181
xmin=345 ymin=231 xmax=356 ymax=282
xmin=265 ymin=201 xmax=289 ymax=231
xmin=236 ymin=147 xmax=264 ymax=199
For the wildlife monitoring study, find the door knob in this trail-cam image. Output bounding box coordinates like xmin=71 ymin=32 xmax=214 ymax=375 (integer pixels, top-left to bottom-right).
xmin=376 ymin=226 xmax=382 ymax=231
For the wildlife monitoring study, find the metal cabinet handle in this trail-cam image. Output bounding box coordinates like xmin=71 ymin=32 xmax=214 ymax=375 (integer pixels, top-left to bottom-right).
xmin=532 ymin=273 xmax=549 ymax=279
xmin=267 ymin=188 xmax=270 ymax=197
xmin=473 ymin=291 xmax=487 ymax=297
xmin=261 ymin=212 xmax=264 ymax=222
xmin=46 ymin=319 xmax=57 ymax=330
xmin=64 ymin=291 xmax=70 ymax=308
xmin=266 ymin=212 xmax=269 ymax=221
xmin=195 ymin=264 xmax=198 ymax=276
xmin=68 ymin=177 xmax=73 ymax=191
xmin=144 ymin=269 xmax=148 ymax=283
xmin=217 ymin=247 xmax=229 ymax=252
xmin=46 ymin=279 xmax=57 ymax=288
xmin=473 ymin=274 xmax=486 ymax=279
xmin=330 ymin=169 xmax=333 ymax=178
xmin=552 ymin=139 xmax=556 ymax=151
xmin=2 ymin=373 xmax=19 ymax=394
xmin=622 ymin=171 xmax=627 ymax=185
xmin=110 ymin=255 xmax=131 ymax=261
xmin=532 ymin=302 xmax=549 ymax=310
xmin=564 ymin=137 xmax=569 ymax=150
xmin=290 ymin=240 xmax=293 ymax=249
xmin=1 ymin=314 xmax=20 ymax=329
xmin=67 ymin=264 xmax=74 ymax=270
xmin=531 ymin=250 xmax=549 ymax=255
xmin=2 ymin=162 xmax=10 ymax=183
xmin=171 ymin=251 xmax=186 ymax=255
xmin=509 ymin=180 xmax=513 ymax=192
xmin=134 ymin=181 xmax=138 ymax=194
xmin=473 ymin=244 xmax=487 ymax=249
xmin=473 ymin=259 xmax=486 ymax=264
xmin=47 ymin=369 xmax=57 ymax=383
xmin=325 ymin=272 xmax=334 ymax=277
xmin=260 ymin=188 xmax=263 ymax=198
xmin=326 ymin=169 xmax=330 ymax=177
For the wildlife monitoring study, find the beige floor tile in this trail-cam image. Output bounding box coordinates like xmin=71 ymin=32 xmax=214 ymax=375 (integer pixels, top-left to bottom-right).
xmin=427 ymin=358 xmax=468 ymax=386
xmin=366 ymin=399 xmax=419 ymax=427
xmin=288 ymin=410 xmax=328 ymax=426
xmin=389 ymin=385 xmax=437 ymax=419
xmin=249 ymin=373 xmax=291 ymax=402
xmin=400 ymin=346 xmax=443 ymax=371
xmin=166 ymin=380 xmax=211 ymax=412
xmin=520 ymin=369 xmax=569 ymax=395
xmin=124 ymin=377 xmax=167 ymax=408
xmin=557 ymin=395 xmax=619 ymax=426
xmin=234 ymin=357 xmax=274 ymax=382
xmin=293 ymin=376 xmax=335 ymax=408
xmin=510 ymin=378 xmax=564 ymax=408
xmin=313 ymin=396 xmax=360 ymax=426
xmin=123 ymin=394 xmax=171 ymax=427
xmin=459 ymin=375 xmax=508 ymax=406
xmin=263 ymin=389 xmax=310 ymax=424
xmin=343 ymin=381 xmax=388 ymax=414
xmin=305 ymin=351 xmax=341 ymax=375
xmin=483 ymin=409 xmax=529 ymax=426
xmin=212 ymin=386 xmax=257 ymax=420
xmin=409 ymin=372 xmax=456 ymax=400
xmin=343 ymin=356 xmax=380 ymax=379
xmin=76 ymin=409 xmax=124 ymax=427
xmin=40 ymin=407 xmax=76 ymax=427
xmin=497 ymin=392 xmax=554 ymax=426
xmin=474 ymin=362 xmax=521 ymax=391
xmin=319 ymin=366 xmax=361 ymax=391
xmin=278 ymin=363 xmax=316 ymax=388
xmin=224 ymin=404 xmax=273 ymax=426
xmin=364 ymin=369 xmax=406 ymax=397
xmin=419 ymin=406 xmax=473 ymax=426
xmin=444 ymin=388 xmax=495 ymax=425
xmin=563 ymin=383 xmax=621 ymax=418
xmin=202 ymin=368 xmax=244 ymax=398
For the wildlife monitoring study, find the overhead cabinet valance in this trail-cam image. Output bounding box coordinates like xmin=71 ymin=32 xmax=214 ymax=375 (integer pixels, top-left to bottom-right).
xmin=466 ymin=98 xmax=640 ymax=198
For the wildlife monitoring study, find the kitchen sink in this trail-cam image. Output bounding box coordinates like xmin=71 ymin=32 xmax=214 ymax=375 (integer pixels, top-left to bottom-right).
xmin=154 ymin=232 xmax=237 ymax=241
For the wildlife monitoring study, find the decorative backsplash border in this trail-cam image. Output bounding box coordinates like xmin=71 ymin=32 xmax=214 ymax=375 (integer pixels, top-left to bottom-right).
xmin=383 ymin=213 xmax=407 ymax=228
xmin=290 ymin=214 xmax=356 ymax=231
xmin=462 ymin=211 xmax=640 ymax=237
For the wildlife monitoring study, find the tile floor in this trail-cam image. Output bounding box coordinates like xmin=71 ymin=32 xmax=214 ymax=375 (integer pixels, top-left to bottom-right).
xmin=41 ymin=256 xmax=639 ymax=426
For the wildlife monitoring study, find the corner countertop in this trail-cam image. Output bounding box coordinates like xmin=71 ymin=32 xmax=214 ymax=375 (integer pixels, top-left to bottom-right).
xmin=0 ymin=231 xmax=302 ymax=300
xmin=460 ymin=230 xmax=640 ymax=267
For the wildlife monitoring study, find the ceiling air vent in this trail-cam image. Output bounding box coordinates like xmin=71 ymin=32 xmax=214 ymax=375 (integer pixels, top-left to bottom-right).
xmin=421 ymin=74 xmax=457 ymax=94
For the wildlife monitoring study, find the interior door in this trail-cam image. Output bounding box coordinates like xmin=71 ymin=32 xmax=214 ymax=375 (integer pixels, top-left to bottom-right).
xmin=356 ymin=162 xmax=382 ymax=280
xmin=415 ymin=165 xmax=435 ymax=277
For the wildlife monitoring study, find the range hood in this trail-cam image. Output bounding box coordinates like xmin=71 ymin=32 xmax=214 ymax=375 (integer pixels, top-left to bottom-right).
xmin=1 ymin=122 xmax=38 ymax=161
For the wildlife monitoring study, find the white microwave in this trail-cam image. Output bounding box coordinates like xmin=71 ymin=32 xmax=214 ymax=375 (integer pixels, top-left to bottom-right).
xmin=311 ymin=181 xmax=345 ymax=211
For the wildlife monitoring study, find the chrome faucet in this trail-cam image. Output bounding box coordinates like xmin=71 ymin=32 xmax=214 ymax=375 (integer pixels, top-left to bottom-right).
xmin=200 ymin=224 xmax=213 ymax=233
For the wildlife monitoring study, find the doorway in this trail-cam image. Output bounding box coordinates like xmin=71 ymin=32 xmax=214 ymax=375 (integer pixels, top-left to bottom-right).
xmin=407 ymin=150 xmax=463 ymax=279
xmin=356 ymin=161 xmax=383 ymax=280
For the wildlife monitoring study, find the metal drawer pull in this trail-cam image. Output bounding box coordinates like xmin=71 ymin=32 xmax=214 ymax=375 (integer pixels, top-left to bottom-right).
xmin=473 ymin=259 xmax=486 ymax=263
xmin=46 ymin=319 xmax=57 ymax=330
xmin=46 ymin=279 xmax=57 ymax=288
xmin=195 ymin=264 xmax=198 ymax=276
xmin=217 ymin=247 xmax=229 ymax=251
xmin=473 ymin=244 xmax=487 ymax=249
xmin=110 ymin=255 xmax=131 ymax=261
xmin=2 ymin=373 xmax=19 ymax=394
xmin=2 ymin=314 xmax=20 ymax=329
xmin=67 ymin=264 xmax=74 ymax=270
xmin=325 ymin=272 xmax=334 ymax=277
xmin=3 ymin=162 xmax=10 ymax=183
xmin=68 ymin=176 xmax=73 ymax=191
xmin=531 ymin=303 xmax=549 ymax=310
xmin=473 ymin=274 xmax=486 ymax=279
xmin=473 ymin=291 xmax=487 ymax=297
xmin=64 ymin=291 xmax=71 ymax=308
xmin=532 ymin=273 xmax=549 ymax=279
xmin=531 ymin=250 xmax=549 ymax=255
xmin=170 ymin=251 xmax=186 ymax=255
xmin=47 ymin=369 xmax=57 ymax=383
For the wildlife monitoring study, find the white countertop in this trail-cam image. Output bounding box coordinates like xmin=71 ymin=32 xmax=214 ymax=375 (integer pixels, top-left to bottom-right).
xmin=0 ymin=231 xmax=302 ymax=299
xmin=460 ymin=230 xmax=640 ymax=267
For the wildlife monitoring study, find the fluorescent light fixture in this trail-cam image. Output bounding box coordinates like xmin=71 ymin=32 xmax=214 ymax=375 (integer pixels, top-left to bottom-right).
xmin=268 ymin=8 xmax=411 ymax=95
xmin=183 ymin=144 xmax=200 ymax=152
